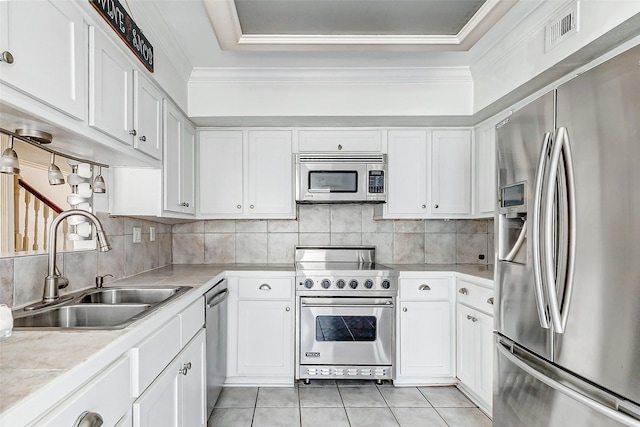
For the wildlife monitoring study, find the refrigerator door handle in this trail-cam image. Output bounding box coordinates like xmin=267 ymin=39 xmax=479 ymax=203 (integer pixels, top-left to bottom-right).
xmin=532 ymin=131 xmax=552 ymax=329
xmin=497 ymin=342 xmax=640 ymax=427
xmin=543 ymin=127 xmax=576 ymax=333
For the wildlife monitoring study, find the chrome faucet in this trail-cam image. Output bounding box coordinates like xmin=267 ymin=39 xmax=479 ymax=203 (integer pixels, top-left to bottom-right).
xmin=43 ymin=210 xmax=112 ymax=302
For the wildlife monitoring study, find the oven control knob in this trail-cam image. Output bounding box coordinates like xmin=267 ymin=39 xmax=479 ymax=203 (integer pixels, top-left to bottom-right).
xmin=336 ymin=279 xmax=346 ymax=289
xmin=349 ymin=279 xmax=358 ymax=289
xmin=381 ymin=280 xmax=391 ymax=289
xmin=304 ymin=279 xmax=314 ymax=289
xmin=364 ymin=279 xmax=374 ymax=289
xmin=321 ymin=279 xmax=331 ymax=289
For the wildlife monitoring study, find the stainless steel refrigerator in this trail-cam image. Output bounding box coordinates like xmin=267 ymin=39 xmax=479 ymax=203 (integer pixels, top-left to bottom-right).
xmin=494 ymin=43 xmax=640 ymax=427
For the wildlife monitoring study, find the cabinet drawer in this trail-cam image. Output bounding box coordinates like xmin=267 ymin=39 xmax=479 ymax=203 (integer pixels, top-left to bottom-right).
xmin=298 ymin=130 xmax=382 ymax=152
xmin=133 ymin=316 xmax=181 ymax=396
xmin=238 ymin=278 xmax=293 ymax=300
xmin=456 ymin=280 xmax=494 ymax=314
xmin=400 ymin=278 xmax=451 ymax=300
xmin=36 ymin=356 xmax=131 ymax=426
xmin=180 ymin=299 xmax=204 ymax=347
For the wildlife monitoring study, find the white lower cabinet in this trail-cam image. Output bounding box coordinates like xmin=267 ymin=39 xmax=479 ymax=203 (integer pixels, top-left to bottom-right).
xmin=134 ymin=329 xmax=206 ymax=427
xmin=456 ymin=278 xmax=494 ymax=415
xmin=227 ymin=276 xmax=295 ymax=385
xmin=395 ymin=276 xmax=456 ymax=385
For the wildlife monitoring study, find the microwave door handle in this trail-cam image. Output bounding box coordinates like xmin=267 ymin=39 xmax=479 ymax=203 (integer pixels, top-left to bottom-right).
xmin=532 ymin=131 xmax=552 ymax=329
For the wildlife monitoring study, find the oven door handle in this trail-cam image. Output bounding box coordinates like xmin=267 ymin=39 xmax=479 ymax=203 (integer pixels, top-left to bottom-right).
xmin=300 ymin=298 xmax=394 ymax=308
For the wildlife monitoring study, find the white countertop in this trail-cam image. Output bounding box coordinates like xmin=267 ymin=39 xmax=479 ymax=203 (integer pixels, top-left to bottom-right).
xmin=0 ymin=262 xmax=491 ymax=423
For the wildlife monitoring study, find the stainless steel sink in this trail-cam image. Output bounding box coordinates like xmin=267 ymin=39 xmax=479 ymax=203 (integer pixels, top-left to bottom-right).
xmin=77 ymin=287 xmax=186 ymax=305
xmin=13 ymin=304 xmax=151 ymax=329
xmin=13 ymin=285 xmax=192 ymax=330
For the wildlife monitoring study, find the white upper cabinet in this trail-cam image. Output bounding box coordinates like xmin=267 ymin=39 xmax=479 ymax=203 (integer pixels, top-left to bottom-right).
xmin=297 ymin=130 xmax=383 ymax=152
xmin=0 ymin=1 xmax=86 ymax=120
xmin=386 ymin=131 xmax=429 ymax=216
xmin=164 ymin=100 xmax=195 ymax=215
xmin=385 ymin=129 xmax=471 ymax=218
xmin=89 ymin=26 xmax=163 ymax=158
xmin=134 ymin=72 xmax=163 ymax=160
xmin=431 ymin=130 xmax=472 ymax=215
xmin=199 ymin=130 xmax=294 ymax=219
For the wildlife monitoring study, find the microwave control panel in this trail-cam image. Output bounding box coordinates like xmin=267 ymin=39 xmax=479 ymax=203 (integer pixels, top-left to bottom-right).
xmin=368 ymin=170 xmax=385 ymax=194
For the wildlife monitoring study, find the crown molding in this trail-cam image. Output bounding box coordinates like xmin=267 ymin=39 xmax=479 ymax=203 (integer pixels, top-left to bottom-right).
xmin=189 ymin=67 xmax=473 ymax=85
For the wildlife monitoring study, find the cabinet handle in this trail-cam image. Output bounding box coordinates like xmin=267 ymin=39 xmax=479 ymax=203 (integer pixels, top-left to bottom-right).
xmin=338 ymin=144 xmax=343 ymax=150
xmin=259 ymin=284 xmax=271 ymax=290
xmin=179 ymin=366 xmax=188 ymax=375
xmin=286 ymin=307 xmax=291 ymax=312
xmin=237 ymin=204 xmax=242 ymax=209
xmin=459 ymin=287 xmax=468 ymax=295
xmin=185 ymin=362 xmax=192 ymax=370
xmin=418 ymin=284 xmax=431 ymax=291
xmin=250 ymin=204 xmax=254 ymax=209
xmin=129 ymin=129 xmax=137 ymax=136
xmin=0 ymin=51 xmax=14 ymax=64
xmin=487 ymin=297 xmax=494 ymax=305
xmin=434 ymin=204 xmax=439 ymax=209
xmin=74 ymin=411 xmax=104 ymax=427
xmin=139 ymin=135 xmax=147 ymax=142
xmin=402 ymin=307 xmax=407 ymax=312
xmin=467 ymin=315 xmax=478 ymax=322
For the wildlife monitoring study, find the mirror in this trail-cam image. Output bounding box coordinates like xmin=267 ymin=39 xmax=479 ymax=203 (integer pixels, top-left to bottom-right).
xmin=0 ymin=133 xmax=95 ymax=256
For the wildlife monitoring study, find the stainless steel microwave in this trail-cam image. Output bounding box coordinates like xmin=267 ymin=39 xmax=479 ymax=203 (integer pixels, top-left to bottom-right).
xmin=295 ymin=153 xmax=387 ymax=203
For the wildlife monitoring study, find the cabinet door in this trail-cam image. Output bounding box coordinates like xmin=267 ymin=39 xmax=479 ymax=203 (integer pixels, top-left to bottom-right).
xmin=164 ymin=100 xmax=184 ymax=213
xmin=199 ymin=131 xmax=244 ymax=215
xmin=247 ymin=131 xmax=294 ymax=216
xmin=399 ymin=301 xmax=452 ymax=377
xmin=475 ymin=124 xmax=496 ymax=215
xmin=181 ymin=121 xmax=196 ymax=214
xmin=237 ymin=300 xmax=293 ymax=376
xmin=133 ymin=358 xmax=180 ymax=427
xmin=134 ymin=72 xmax=163 ymax=160
xmin=181 ymin=331 xmax=206 ymax=427
xmin=476 ymin=310 xmax=494 ymax=409
xmin=0 ymin=1 xmax=86 ymax=119
xmin=431 ymin=130 xmax=471 ymax=214
xmin=89 ymin=26 xmax=134 ymax=145
xmin=456 ymin=304 xmax=477 ymax=388
xmin=386 ymin=131 xmax=428 ymax=216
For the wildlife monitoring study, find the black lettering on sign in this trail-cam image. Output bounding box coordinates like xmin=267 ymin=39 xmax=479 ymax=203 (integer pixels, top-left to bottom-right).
xmin=89 ymin=0 xmax=154 ymax=72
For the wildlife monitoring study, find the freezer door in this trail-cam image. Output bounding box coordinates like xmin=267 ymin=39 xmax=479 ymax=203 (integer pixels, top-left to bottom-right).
xmin=494 ymin=335 xmax=640 ymax=427
xmin=553 ymin=44 xmax=640 ymax=405
xmin=495 ymin=91 xmax=555 ymax=359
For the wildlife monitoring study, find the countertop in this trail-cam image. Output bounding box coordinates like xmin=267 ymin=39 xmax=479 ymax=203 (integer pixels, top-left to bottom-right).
xmin=0 ymin=262 xmax=491 ymax=424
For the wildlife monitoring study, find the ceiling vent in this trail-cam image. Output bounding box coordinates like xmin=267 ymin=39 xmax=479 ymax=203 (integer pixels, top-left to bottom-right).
xmin=545 ymin=1 xmax=579 ymax=53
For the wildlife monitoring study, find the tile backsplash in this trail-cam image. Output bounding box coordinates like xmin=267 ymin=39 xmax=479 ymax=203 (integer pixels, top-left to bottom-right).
xmin=172 ymin=204 xmax=494 ymax=266
xmin=0 ymin=213 xmax=172 ymax=308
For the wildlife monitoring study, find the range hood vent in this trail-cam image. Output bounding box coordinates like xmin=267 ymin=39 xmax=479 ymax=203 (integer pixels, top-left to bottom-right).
xmin=545 ymin=1 xmax=578 ymax=52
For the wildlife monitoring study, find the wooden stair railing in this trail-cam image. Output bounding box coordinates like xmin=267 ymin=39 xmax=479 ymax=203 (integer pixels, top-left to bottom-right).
xmin=14 ymin=177 xmax=67 ymax=253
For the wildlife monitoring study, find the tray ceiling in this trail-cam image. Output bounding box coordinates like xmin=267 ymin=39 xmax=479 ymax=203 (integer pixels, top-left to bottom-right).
xmin=203 ymin=0 xmax=518 ymax=51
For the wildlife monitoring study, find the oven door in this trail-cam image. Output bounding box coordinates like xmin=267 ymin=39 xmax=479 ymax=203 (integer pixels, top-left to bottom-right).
xmin=299 ymin=297 xmax=394 ymax=366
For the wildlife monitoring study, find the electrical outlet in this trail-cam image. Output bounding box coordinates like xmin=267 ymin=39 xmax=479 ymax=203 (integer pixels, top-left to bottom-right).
xmin=149 ymin=226 xmax=156 ymax=242
xmin=132 ymin=227 xmax=141 ymax=243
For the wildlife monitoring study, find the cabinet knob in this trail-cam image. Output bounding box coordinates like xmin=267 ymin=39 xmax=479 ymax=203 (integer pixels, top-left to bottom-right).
xmin=418 ymin=284 xmax=431 ymax=291
xmin=259 ymin=284 xmax=271 ymax=290
xmin=185 ymin=362 xmax=192 ymax=370
xmin=74 ymin=411 xmax=104 ymax=427
xmin=337 ymin=144 xmax=343 ymax=150
xmin=179 ymin=366 xmax=188 ymax=375
xmin=467 ymin=315 xmax=478 ymax=322
xmin=129 ymin=129 xmax=137 ymax=136
xmin=180 ymin=202 xmax=190 ymax=207
xmin=0 ymin=51 xmax=14 ymax=64
xmin=403 ymin=307 xmax=408 ymax=312
xmin=250 ymin=204 xmax=254 ymax=209
xmin=421 ymin=204 xmax=426 ymax=209
xmin=459 ymin=287 xmax=468 ymax=295
xmin=237 ymin=204 xmax=242 ymax=209
xmin=487 ymin=297 xmax=494 ymax=305
xmin=434 ymin=204 xmax=439 ymax=209
xmin=286 ymin=307 xmax=291 ymax=312
xmin=139 ymin=135 xmax=147 ymax=142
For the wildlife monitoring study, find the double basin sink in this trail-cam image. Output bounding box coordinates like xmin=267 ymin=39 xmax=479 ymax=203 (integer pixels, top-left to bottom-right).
xmin=13 ymin=286 xmax=192 ymax=330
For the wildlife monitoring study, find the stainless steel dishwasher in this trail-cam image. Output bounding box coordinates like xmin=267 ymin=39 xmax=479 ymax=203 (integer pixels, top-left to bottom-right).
xmin=204 ymin=279 xmax=228 ymax=418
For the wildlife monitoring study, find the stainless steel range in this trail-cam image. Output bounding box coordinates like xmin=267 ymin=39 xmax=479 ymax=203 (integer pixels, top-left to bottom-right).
xmin=295 ymin=246 xmax=398 ymax=383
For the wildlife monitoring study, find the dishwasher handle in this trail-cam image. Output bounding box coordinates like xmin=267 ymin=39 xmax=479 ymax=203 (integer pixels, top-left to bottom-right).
xmin=206 ymin=289 xmax=229 ymax=310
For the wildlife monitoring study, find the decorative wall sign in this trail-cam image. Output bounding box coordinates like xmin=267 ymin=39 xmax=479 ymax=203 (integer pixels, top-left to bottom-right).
xmin=89 ymin=0 xmax=154 ymax=72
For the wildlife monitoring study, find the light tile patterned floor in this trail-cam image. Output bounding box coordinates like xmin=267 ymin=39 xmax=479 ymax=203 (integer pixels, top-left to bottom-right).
xmin=208 ymin=382 xmax=492 ymax=427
